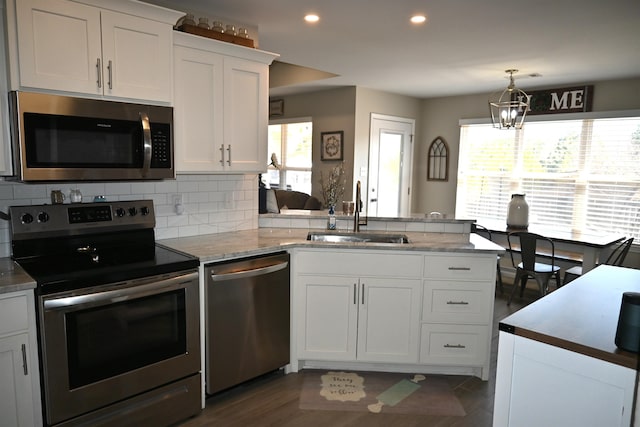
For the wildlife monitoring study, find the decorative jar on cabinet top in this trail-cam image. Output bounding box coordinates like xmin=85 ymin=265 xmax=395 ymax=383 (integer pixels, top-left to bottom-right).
xmin=507 ymin=193 xmax=529 ymax=228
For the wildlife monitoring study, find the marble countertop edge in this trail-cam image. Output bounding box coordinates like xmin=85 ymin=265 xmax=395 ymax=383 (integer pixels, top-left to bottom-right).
xmin=159 ymin=228 xmax=504 ymax=263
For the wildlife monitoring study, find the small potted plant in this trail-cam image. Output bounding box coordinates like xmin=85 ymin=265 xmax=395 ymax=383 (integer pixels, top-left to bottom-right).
xmin=320 ymin=162 xmax=346 ymax=209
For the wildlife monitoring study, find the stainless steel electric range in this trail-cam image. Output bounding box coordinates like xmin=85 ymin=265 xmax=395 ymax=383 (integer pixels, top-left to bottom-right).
xmin=9 ymin=200 xmax=201 ymax=427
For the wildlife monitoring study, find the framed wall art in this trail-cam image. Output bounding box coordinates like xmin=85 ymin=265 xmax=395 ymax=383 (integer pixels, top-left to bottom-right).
xmin=427 ymin=136 xmax=449 ymax=181
xmin=320 ymin=131 xmax=344 ymax=161
xmin=269 ymin=99 xmax=284 ymax=117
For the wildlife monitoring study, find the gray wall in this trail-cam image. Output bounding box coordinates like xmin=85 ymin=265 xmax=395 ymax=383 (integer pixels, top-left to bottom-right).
xmin=415 ymin=77 xmax=640 ymax=215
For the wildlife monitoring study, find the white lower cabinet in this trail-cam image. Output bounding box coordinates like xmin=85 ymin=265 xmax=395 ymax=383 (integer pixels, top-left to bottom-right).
xmin=297 ymin=274 xmax=421 ymax=363
xmin=0 ymin=291 xmax=42 ymax=427
xmin=293 ymin=249 xmax=496 ymax=379
xmin=494 ymin=333 xmax=635 ymax=427
xmin=294 ymin=250 xmax=422 ymax=364
xmin=421 ymin=253 xmax=496 ymax=380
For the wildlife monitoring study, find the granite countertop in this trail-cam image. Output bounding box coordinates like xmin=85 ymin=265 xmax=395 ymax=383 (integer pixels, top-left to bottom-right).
xmin=499 ymin=265 xmax=639 ymax=369
xmin=0 ymin=257 xmax=37 ymax=294
xmin=1 ymin=228 xmax=504 ymax=295
xmin=159 ymin=228 xmax=504 ymax=263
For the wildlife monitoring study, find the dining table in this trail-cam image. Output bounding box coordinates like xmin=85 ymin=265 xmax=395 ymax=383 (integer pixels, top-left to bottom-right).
xmin=478 ymin=219 xmax=626 ymax=273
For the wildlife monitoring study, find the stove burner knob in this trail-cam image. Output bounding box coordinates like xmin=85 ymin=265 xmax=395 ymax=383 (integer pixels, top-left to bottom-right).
xmin=116 ymin=208 xmax=126 ymax=217
xmin=21 ymin=213 xmax=34 ymax=224
xmin=140 ymin=206 xmax=150 ymax=216
xmin=37 ymin=212 xmax=50 ymax=223
xmin=128 ymin=207 xmax=138 ymax=216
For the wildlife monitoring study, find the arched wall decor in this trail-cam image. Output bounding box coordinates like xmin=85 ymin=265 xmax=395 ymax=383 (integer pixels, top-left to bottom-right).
xmin=427 ymin=136 xmax=449 ymax=181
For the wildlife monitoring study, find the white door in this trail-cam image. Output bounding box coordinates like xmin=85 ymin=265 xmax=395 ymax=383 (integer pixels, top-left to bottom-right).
xmin=173 ymin=45 xmax=224 ymax=172
xmin=367 ymin=114 xmax=414 ymax=217
xmin=223 ymin=57 xmax=269 ymax=171
xmin=15 ymin=0 xmax=102 ymax=95
xmin=100 ymin=10 xmax=173 ymax=102
xmin=297 ymin=275 xmax=358 ymax=361
xmin=357 ymin=277 xmax=421 ymax=363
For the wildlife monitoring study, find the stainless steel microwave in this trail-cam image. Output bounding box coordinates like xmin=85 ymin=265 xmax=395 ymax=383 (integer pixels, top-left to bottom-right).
xmin=9 ymin=91 xmax=174 ymax=181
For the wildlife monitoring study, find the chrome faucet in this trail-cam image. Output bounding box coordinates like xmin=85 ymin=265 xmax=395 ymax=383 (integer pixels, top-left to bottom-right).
xmin=354 ymin=180 xmax=362 ymax=232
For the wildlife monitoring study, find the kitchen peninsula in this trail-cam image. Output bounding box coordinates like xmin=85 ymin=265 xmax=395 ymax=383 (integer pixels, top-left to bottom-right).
xmin=493 ymin=265 xmax=640 ymax=427
xmin=160 ymin=213 xmax=505 ymax=383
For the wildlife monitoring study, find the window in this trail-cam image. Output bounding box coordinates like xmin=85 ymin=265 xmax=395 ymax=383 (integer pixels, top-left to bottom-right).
xmin=267 ymin=119 xmax=312 ymax=194
xmin=456 ymin=113 xmax=640 ymax=240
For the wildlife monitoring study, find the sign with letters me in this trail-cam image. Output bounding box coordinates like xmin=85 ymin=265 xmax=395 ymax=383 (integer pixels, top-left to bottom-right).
xmin=527 ymin=85 xmax=594 ymax=115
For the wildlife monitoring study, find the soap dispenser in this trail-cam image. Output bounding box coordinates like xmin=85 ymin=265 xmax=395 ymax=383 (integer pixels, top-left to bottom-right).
xmin=327 ymin=206 xmax=336 ymax=230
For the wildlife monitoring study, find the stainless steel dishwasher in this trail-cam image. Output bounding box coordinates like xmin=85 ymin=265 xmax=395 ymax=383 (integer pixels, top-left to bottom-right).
xmin=205 ymin=252 xmax=290 ymax=394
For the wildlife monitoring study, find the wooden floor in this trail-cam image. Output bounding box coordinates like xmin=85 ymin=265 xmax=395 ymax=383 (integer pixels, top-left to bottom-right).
xmin=176 ymin=286 xmax=537 ymax=427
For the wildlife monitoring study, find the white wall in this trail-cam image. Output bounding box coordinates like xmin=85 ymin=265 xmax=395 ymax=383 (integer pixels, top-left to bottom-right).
xmin=0 ymin=174 xmax=258 ymax=257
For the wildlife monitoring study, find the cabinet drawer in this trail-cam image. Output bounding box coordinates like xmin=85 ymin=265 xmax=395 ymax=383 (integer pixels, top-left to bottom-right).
xmin=424 ymin=254 xmax=494 ymax=280
xmin=295 ymin=250 xmax=422 ymax=277
xmin=0 ymin=293 xmax=29 ymax=335
xmin=422 ymin=280 xmax=492 ymax=324
xmin=419 ymin=324 xmax=488 ymax=366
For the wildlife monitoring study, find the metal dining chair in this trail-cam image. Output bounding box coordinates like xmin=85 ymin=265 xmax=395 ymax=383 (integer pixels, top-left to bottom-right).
xmin=507 ymin=231 xmax=562 ymax=305
xmin=473 ymin=224 xmax=504 ymax=294
xmin=563 ymin=237 xmax=634 ymax=285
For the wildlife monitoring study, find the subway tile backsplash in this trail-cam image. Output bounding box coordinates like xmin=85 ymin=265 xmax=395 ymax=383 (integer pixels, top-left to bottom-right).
xmin=0 ymin=174 xmax=259 ymax=258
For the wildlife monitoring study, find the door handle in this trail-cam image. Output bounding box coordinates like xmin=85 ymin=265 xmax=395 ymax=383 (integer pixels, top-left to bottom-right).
xmin=361 ymin=283 xmax=365 ymax=305
xmin=220 ymin=144 xmax=225 ymax=166
xmin=107 ymin=60 xmax=113 ymax=89
xmin=96 ymin=58 xmax=102 ymax=88
xmin=21 ymin=343 xmax=28 ymax=375
xmin=353 ymin=283 xmax=357 ymax=305
xmin=226 ymin=145 xmax=231 ymax=166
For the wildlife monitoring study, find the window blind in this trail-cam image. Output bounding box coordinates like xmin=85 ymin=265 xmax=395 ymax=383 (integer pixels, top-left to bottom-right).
xmin=456 ymin=116 xmax=640 ymax=240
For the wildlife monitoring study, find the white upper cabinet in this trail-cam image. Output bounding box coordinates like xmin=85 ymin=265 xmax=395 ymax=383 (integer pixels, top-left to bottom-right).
xmin=173 ymin=32 xmax=278 ymax=173
xmin=9 ymin=0 xmax=180 ymax=103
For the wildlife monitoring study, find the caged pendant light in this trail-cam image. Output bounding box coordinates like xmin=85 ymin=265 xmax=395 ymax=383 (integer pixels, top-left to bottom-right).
xmin=489 ymin=69 xmax=530 ymax=130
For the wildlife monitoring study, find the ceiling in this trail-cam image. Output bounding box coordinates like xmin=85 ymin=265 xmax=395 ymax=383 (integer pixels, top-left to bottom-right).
xmin=146 ymin=0 xmax=640 ymax=98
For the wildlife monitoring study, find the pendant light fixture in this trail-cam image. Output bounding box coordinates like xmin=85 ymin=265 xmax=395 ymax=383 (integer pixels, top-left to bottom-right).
xmin=488 ymin=69 xmax=530 ymax=130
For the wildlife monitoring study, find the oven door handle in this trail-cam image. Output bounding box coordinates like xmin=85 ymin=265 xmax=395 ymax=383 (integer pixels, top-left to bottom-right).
xmin=43 ymin=271 xmax=198 ymax=311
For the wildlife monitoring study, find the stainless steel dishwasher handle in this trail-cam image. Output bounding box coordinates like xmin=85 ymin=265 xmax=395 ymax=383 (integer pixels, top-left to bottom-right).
xmin=210 ymin=261 xmax=289 ymax=282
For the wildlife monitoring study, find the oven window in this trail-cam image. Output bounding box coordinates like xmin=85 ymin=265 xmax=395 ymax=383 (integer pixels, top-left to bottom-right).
xmin=65 ymin=290 xmax=187 ymax=389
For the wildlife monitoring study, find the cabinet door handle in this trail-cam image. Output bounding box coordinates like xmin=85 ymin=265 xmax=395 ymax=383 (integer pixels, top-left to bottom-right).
xmin=96 ymin=58 xmax=102 ymax=88
xmin=444 ymin=344 xmax=466 ymax=349
xmin=353 ymin=283 xmax=357 ymax=305
xmin=107 ymin=60 xmax=113 ymax=89
xmin=446 ymin=300 xmax=469 ymax=305
xmin=361 ymin=283 xmax=365 ymax=305
xmin=226 ymin=145 xmax=231 ymax=166
xmin=21 ymin=343 xmax=28 ymax=375
xmin=448 ymin=267 xmax=471 ymax=271
xmin=220 ymin=144 xmax=225 ymax=166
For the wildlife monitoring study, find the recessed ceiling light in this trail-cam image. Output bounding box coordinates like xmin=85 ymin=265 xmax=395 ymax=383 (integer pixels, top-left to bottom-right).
xmin=410 ymin=15 xmax=427 ymax=24
xmin=304 ymin=14 xmax=319 ymax=23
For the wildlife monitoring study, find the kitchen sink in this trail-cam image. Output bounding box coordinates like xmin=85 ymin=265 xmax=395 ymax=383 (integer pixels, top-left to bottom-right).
xmin=306 ymin=231 xmax=410 ymax=244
